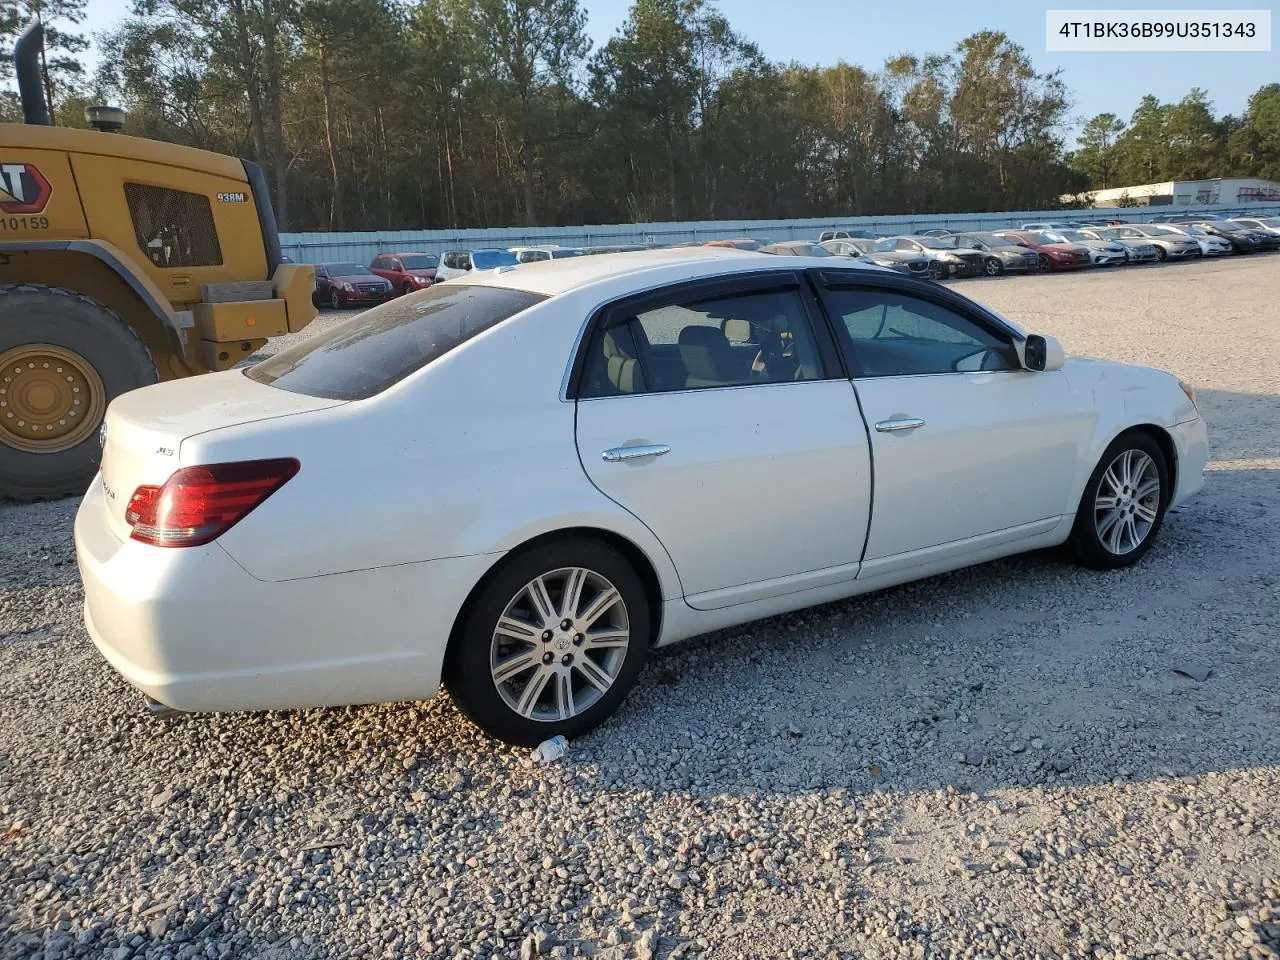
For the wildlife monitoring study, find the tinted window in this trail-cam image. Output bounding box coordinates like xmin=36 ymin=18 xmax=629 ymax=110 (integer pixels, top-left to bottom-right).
xmin=124 ymin=183 xmax=222 ymax=267
xmin=472 ymin=249 xmax=520 ymax=269
xmin=550 ymin=249 xmax=585 ymax=258
xmin=246 ymin=284 xmax=544 ymax=400
xmin=580 ymin=286 xmax=824 ymax=398
xmin=822 ymin=288 xmax=1017 ymax=377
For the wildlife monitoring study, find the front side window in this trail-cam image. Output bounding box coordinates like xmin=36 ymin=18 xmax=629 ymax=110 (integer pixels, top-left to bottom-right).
xmin=246 ymin=284 xmax=545 ymax=400
xmin=124 ymin=183 xmax=223 ymax=268
xmin=579 ymin=286 xmax=825 ymax=398
xmin=822 ymin=287 xmax=1018 ymax=378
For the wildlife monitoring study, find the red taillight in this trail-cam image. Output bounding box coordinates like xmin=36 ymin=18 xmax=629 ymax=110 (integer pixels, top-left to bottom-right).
xmin=127 ymin=458 xmax=300 ymax=548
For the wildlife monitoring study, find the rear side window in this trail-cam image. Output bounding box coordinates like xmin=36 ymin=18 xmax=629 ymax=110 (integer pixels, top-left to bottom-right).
xmin=124 ymin=183 xmax=223 ymax=267
xmin=246 ymin=284 xmax=545 ymax=400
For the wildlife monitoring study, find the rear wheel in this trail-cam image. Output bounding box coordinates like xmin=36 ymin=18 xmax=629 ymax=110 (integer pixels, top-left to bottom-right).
xmin=1067 ymin=431 xmax=1169 ymax=570
xmin=444 ymin=537 xmax=651 ymax=745
xmin=0 ymin=284 xmax=157 ymax=501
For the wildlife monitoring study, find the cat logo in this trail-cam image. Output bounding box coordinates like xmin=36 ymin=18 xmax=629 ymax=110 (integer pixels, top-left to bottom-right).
xmin=0 ymin=163 xmax=52 ymax=214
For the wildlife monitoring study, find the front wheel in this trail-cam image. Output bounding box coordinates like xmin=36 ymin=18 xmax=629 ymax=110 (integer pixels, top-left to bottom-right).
xmin=1067 ymin=431 xmax=1169 ymax=570
xmin=329 ymin=288 xmax=342 ymax=309
xmin=929 ymin=261 xmax=948 ymax=280
xmin=984 ymin=257 xmax=1003 ymax=276
xmin=1155 ymin=246 xmax=1168 ymax=262
xmin=1037 ymin=254 xmax=1051 ymax=273
xmin=444 ymin=538 xmax=652 ymax=745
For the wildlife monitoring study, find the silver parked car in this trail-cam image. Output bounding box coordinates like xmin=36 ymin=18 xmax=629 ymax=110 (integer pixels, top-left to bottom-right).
xmin=820 ymin=238 xmax=932 ymax=278
xmin=1229 ymin=217 xmax=1280 ymax=237
xmin=1079 ymin=229 xmax=1159 ymax=263
xmin=1102 ymin=226 xmax=1201 ymax=261
xmin=1158 ymin=224 xmax=1234 ymax=256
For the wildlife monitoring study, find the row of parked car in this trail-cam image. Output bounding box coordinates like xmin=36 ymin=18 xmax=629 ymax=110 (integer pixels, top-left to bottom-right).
xmin=309 ymin=214 xmax=1280 ymax=307
xmin=311 ymin=244 xmax=649 ymax=308
xmin=800 ymin=214 xmax=1280 ymax=279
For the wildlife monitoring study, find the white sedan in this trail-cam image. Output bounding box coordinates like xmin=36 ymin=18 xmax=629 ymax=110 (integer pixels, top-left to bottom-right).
xmin=75 ymin=250 xmax=1209 ymax=745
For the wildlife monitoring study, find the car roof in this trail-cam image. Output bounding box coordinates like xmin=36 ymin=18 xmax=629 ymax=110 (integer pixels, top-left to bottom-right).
xmin=451 ymin=246 xmax=894 ymax=297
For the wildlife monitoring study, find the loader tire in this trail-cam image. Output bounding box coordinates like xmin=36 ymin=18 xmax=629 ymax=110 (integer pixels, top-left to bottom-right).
xmin=0 ymin=284 xmax=158 ymax=501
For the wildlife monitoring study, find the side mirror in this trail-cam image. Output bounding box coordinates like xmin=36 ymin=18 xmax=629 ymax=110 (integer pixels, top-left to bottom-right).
xmin=1023 ymin=334 xmax=1065 ymax=372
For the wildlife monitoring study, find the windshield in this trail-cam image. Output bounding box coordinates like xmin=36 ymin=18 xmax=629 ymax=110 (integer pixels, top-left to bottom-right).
xmin=324 ymin=263 xmax=372 ymax=277
xmin=245 ymin=284 xmax=545 ymax=400
xmin=914 ymin=236 xmax=958 ymax=249
xmin=871 ymin=239 xmax=898 ymax=252
xmin=972 ymin=234 xmax=1013 ymax=247
xmin=1031 ymin=233 xmax=1063 ymax=245
xmin=1177 ymin=225 xmax=1207 ymax=236
xmin=1055 ymin=231 xmax=1090 ymax=242
xmin=472 ymin=249 xmax=520 ymax=269
xmin=400 ymin=254 xmax=438 ymax=270
xmin=550 ymin=248 xmax=585 ymax=258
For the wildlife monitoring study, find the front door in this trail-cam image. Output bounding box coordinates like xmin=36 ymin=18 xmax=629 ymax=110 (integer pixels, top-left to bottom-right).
xmin=813 ymin=279 xmax=1095 ymax=574
xmin=573 ymin=274 xmax=872 ymax=609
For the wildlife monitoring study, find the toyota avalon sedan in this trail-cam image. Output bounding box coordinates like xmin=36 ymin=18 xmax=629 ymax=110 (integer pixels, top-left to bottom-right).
xmin=76 ymin=249 xmax=1208 ymax=745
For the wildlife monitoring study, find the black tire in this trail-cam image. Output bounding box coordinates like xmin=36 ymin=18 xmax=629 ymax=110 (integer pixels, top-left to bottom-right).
xmin=929 ymin=261 xmax=948 ymax=281
xmin=1037 ymin=254 xmax=1051 ymax=273
xmin=1067 ymin=430 xmax=1170 ymax=571
xmin=329 ymin=288 xmax=342 ymax=310
xmin=1155 ymin=246 xmax=1168 ymax=261
xmin=402 ymin=282 xmax=414 ymax=296
xmin=0 ymin=284 xmax=157 ymax=501
xmin=444 ymin=537 xmax=652 ymax=745
xmin=983 ymin=256 xmax=1003 ymax=276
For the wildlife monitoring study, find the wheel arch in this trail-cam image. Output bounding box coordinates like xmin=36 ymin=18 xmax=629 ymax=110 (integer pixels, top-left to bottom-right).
xmin=443 ymin=526 xmax=669 ymax=678
xmin=1127 ymin=422 xmax=1178 ymax=500
xmin=0 ymin=241 xmax=188 ymax=376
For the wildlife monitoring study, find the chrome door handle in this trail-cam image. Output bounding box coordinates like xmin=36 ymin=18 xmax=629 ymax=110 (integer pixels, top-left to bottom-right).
xmin=874 ymin=418 xmax=926 ymax=433
xmin=601 ymin=444 xmax=671 ymax=463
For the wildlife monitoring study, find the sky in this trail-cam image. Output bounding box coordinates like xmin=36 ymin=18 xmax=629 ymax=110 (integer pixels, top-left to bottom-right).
xmin=76 ymin=0 xmax=1277 ymax=144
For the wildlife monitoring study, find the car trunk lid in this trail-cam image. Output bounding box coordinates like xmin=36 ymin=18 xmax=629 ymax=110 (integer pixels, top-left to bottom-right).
xmin=98 ymin=370 xmax=344 ymax=543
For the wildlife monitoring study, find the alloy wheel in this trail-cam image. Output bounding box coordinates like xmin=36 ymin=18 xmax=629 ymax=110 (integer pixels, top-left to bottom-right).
xmin=489 ymin=567 xmax=631 ymax=722
xmin=1094 ymin=449 xmax=1161 ymax=555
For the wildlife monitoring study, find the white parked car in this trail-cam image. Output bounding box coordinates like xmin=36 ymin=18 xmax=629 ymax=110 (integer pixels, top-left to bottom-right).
xmin=75 ymin=249 xmax=1208 ymax=745
xmin=1159 ymin=223 xmax=1234 ymax=256
xmin=435 ymin=248 xmax=520 ymax=281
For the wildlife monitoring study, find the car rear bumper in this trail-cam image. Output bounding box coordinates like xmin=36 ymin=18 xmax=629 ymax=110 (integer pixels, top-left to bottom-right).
xmin=74 ymin=476 xmax=495 ymax=713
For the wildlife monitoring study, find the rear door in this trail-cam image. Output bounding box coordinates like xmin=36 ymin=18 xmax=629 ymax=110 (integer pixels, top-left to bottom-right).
xmin=812 ymin=275 xmax=1094 ymax=576
xmin=573 ymin=272 xmax=872 ymax=610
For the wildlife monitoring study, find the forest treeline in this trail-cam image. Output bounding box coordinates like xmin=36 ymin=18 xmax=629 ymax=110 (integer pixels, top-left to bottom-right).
xmin=2 ymin=0 xmax=1278 ymax=231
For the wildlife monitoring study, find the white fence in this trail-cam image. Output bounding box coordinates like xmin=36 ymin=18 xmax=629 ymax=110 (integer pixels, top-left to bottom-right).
xmin=279 ymin=201 xmax=1280 ymax=264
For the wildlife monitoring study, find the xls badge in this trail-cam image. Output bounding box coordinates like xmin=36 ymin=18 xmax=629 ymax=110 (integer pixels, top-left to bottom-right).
xmin=0 ymin=163 xmax=52 ymax=214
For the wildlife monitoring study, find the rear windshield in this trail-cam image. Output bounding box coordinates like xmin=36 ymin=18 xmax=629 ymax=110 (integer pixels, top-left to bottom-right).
xmin=245 ymin=284 xmax=545 ymax=400
xmin=472 ymin=249 xmax=519 ymax=269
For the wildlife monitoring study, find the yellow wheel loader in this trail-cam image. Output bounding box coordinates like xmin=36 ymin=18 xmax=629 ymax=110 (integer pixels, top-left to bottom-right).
xmin=0 ymin=21 xmax=315 ymax=500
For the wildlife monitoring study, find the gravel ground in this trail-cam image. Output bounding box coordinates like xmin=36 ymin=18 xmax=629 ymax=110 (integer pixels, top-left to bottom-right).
xmin=3 ymin=255 xmax=1280 ymax=960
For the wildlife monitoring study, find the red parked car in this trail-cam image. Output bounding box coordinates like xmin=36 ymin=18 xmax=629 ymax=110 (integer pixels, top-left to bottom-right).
xmin=369 ymin=252 xmax=439 ymax=295
xmin=993 ymin=231 xmax=1093 ymax=271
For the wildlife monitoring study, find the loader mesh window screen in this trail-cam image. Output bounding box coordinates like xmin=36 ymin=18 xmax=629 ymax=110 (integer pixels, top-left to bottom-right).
xmin=124 ymin=183 xmax=223 ymax=268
